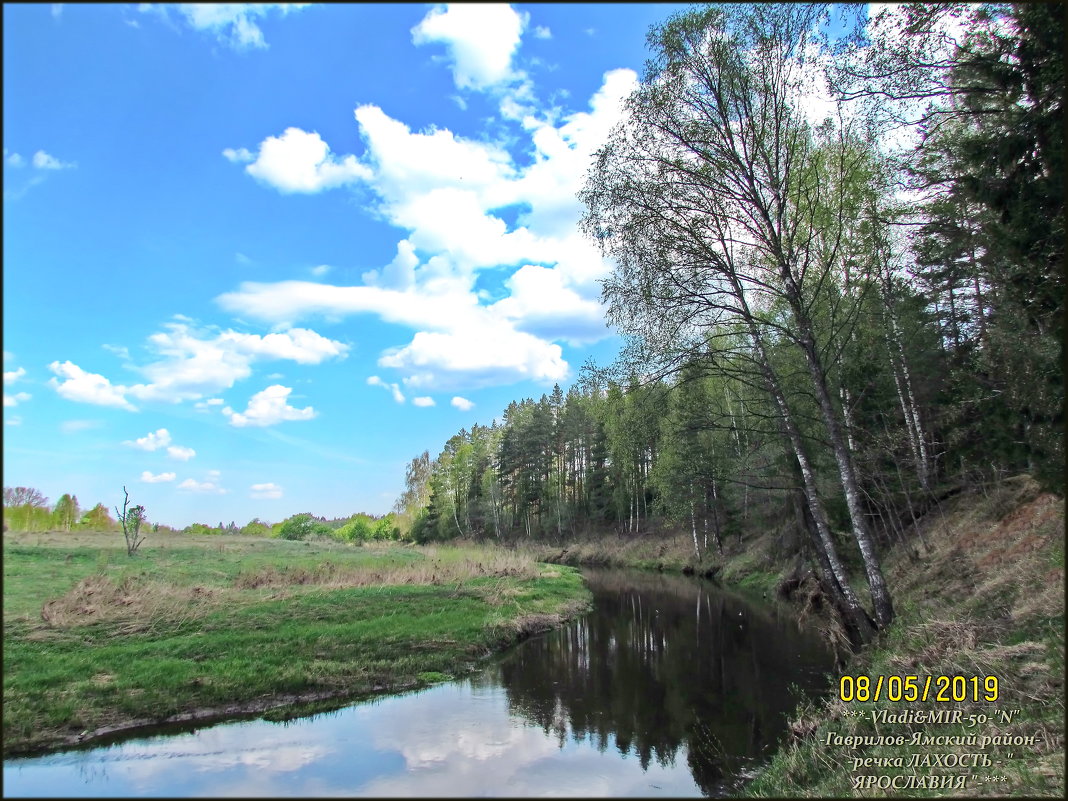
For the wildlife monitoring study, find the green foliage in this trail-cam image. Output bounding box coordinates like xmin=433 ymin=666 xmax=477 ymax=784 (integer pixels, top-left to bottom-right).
xmin=52 ymin=494 xmax=80 ymax=532
xmin=241 ymin=518 xmax=271 ymax=537
xmin=80 ymin=503 xmax=117 ymax=531
xmin=278 ymin=513 xmax=316 ymax=541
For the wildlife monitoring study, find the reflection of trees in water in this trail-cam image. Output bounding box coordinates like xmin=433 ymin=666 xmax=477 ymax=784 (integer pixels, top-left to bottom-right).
xmin=497 ymin=570 xmax=833 ymax=795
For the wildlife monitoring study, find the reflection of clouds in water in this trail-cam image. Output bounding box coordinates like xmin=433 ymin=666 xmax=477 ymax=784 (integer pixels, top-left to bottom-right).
xmin=4 ymin=674 xmax=699 ymax=798
xmin=354 ymin=682 xmax=699 ymax=797
xmin=361 ymin=683 xmax=531 ymax=767
xmin=4 ymin=681 xmax=700 ymax=797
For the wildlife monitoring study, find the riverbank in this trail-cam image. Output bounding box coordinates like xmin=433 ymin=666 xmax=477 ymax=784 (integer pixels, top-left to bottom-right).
xmin=521 ymin=476 xmax=1063 ymax=796
xmin=2 ymin=534 xmax=590 ymax=756
xmin=744 ymin=475 xmax=1064 ymax=797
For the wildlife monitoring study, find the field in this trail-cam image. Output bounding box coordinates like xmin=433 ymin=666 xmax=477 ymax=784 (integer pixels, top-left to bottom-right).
xmin=2 ymin=531 xmax=590 ymax=755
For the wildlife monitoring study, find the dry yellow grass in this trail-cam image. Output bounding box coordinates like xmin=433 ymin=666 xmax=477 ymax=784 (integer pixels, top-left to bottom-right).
xmin=232 ymin=550 xmax=541 ymax=590
xmin=38 ymin=574 xmax=220 ymax=635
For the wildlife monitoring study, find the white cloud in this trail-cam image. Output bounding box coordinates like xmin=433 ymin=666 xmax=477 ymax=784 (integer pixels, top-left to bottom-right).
xmin=223 ymin=147 xmax=254 ymax=163
xmin=167 ymin=445 xmax=196 ymax=461
xmin=124 ymin=428 xmax=172 ymax=451
xmin=412 ymin=396 xmax=435 ymax=407
xmin=533 ymin=25 xmax=551 ymax=39
xmin=250 ymin=482 xmax=283 ymax=499
xmin=310 ymin=264 xmax=332 ymax=277
xmin=491 ymin=263 xmax=607 ymax=344
xmin=3 ymin=367 xmax=26 ymax=385
xmin=451 ymin=396 xmax=474 ymax=411
xmin=218 ymin=67 xmax=639 ymax=391
xmin=178 ymin=477 xmax=227 ymax=494
xmin=6 ymin=415 xmax=22 ymax=426
xmin=48 ymin=361 xmax=137 ymax=411
xmin=235 ymin=127 xmax=372 ymax=194
xmin=102 ymin=343 xmax=131 ymax=361
xmin=140 ymin=470 xmax=176 ymax=483
xmin=235 ymin=252 xmax=253 ymax=265
xmin=5 ymin=150 xmax=24 ymax=168
xmin=32 ymin=150 xmax=74 ymax=170
xmin=222 ymin=384 xmax=315 ymax=427
xmin=379 ymin=323 xmax=567 ymax=388
xmin=124 ymin=322 xmax=348 ymax=403
xmin=150 ymin=3 xmax=311 ymax=50
xmin=367 ymin=375 xmax=405 ymax=404
xmin=194 ymin=397 xmax=225 ymax=412
xmin=3 ymin=392 xmax=31 ymax=407
xmin=411 ymin=4 xmax=526 ymax=90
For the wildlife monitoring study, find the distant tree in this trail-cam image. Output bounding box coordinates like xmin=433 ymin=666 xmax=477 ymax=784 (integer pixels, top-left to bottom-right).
xmin=3 ymin=486 xmax=49 ymax=508
xmin=53 ymin=493 xmax=81 ymax=532
xmin=279 ymin=513 xmax=315 ymax=541
xmin=115 ymin=486 xmax=147 ymax=556
xmin=81 ymin=502 xmax=117 ymax=530
xmin=242 ymin=518 xmax=271 ymax=537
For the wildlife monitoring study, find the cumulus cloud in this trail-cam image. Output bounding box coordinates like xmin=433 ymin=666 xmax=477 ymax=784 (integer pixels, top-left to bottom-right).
xmin=144 ymin=3 xmax=311 ymax=50
xmin=3 ymin=366 xmax=26 ymax=385
xmin=533 ymin=25 xmax=551 ymax=39
xmin=140 ymin=470 xmax=176 ymax=483
xmin=250 ymin=482 xmax=283 ymax=499
xmin=233 ymin=127 xmax=372 ymax=193
xmin=310 ymin=264 xmax=332 ymax=277
xmin=367 ymin=375 xmax=405 ymax=404
xmin=218 ymin=63 xmax=640 ymax=391
xmin=121 ymin=321 xmax=348 ymax=403
xmin=3 ymin=391 xmax=31 ymax=407
xmin=49 ymin=361 xmax=137 ymax=411
xmin=451 ymin=396 xmax=474 ymax=411
xmin=167 ymin=445 xmax=196 ymax=461
xmin=411 ymin=4 xmax=526 ymax=90
xmin=379 ymin=321 xmax=567 ymax=388
xmin=124 ymin=428 xmax=172 ymax=451
xmin=222 ymin=385 xmax=316 ymax=427
xmin=411 ymin=396 xmax=435 ymax=407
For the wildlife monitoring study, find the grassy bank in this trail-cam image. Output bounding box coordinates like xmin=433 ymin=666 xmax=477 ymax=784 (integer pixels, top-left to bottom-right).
xmin=745 ymin=476 xmax=1064 ymax=797
xmin=2 ymin=533 xmax=590 ymax=756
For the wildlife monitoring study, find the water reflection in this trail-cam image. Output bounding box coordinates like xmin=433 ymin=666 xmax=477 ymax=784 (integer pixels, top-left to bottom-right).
xmin=3 ymin=569 xmax=832 ymax=797
xmin=491 ymin=569 xmax=833 ymax=795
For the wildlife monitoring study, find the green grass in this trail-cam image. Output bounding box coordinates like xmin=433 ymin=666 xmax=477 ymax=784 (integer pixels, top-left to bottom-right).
xmin=2 ymin=531 xmax=590 ymax=755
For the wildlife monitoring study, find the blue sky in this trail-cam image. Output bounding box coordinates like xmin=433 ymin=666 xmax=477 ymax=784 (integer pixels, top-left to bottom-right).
xmin=3 ymin=2 xmax=695 ymax=528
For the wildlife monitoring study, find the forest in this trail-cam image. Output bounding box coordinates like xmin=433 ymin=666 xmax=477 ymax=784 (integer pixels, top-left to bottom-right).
xmin=391 ymin=3 xmax=1063 ymax=644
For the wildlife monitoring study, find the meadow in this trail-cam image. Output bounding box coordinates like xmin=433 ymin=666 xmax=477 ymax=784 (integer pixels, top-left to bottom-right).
xmin=2 ymin=531 xmax=590 ymax=755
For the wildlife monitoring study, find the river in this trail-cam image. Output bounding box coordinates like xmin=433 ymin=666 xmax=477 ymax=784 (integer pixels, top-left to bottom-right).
xmin=3 ymin=567 xmax=834 ymax=797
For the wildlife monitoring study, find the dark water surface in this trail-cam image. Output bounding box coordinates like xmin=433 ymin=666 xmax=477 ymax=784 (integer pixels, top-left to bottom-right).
xmin=3 ymin=568 xmax=834 ymax=797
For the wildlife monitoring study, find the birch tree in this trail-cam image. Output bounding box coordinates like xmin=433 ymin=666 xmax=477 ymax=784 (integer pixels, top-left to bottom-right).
xmin=581 ymin=3 xmax=893 ymax=634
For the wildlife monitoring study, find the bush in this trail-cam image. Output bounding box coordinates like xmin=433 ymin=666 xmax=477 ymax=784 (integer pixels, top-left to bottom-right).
xmin=279 ymin=514 xmax=316 ymax=541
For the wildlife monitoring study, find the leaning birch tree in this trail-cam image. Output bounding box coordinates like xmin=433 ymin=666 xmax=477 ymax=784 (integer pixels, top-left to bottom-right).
xmin=580 ymin=3 xmax=894 ymax=634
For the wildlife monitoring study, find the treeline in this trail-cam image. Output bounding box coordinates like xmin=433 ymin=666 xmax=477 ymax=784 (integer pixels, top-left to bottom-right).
xmin=2 ymin=485 xmax=399 ymax=544
xmin=2 ymin=487 xmax=120 ymax=533
xmin=394 ymin=3 xmax=1062 ymax=643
